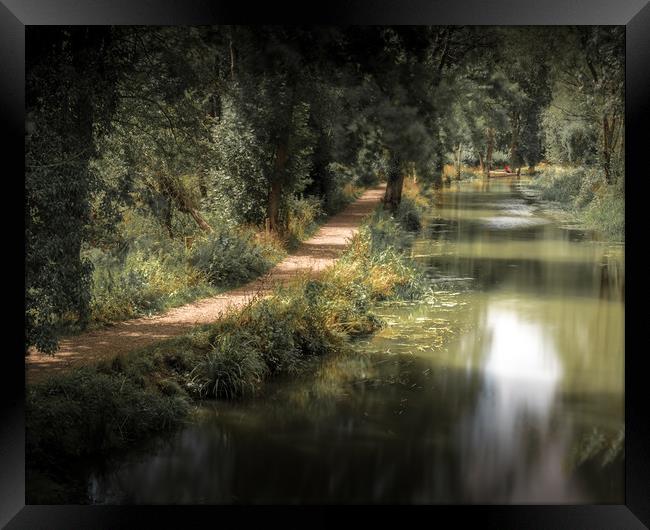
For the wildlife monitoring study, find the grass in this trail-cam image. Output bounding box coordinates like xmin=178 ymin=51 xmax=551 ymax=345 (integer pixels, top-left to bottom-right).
xmin=26 ymin=367 xmax=191 ymax=462
xmin=530 ymin=165 xmax=624 ymax=242
xmin=26 ymin=204 xmax=427 ymax=501
xmin=188 ymin=225 xmax=284 ymax=288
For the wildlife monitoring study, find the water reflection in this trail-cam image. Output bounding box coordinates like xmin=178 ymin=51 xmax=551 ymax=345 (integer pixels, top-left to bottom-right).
xmin=454 ymin=301 xmax=576 ymax=502
xmin=87 ymin=178 xmax=624 ymax=504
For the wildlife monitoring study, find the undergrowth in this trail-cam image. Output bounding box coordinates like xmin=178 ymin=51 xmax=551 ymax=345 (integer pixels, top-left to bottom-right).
xmin=530 ymin=166 xmax=624 ymax=242
xmin=81 ymin=193 xmax=354 ymax=329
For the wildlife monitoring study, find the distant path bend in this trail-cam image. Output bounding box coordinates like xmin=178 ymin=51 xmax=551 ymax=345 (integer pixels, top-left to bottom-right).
xmin=26 ymin=184 xmax=386 ymax=384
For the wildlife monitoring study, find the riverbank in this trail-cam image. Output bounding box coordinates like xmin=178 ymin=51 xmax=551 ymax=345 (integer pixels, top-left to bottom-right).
xmin=26 ymin=196 xmax=428 ymax=503
xmin=523 ymin=166 xmax=624 ymax=242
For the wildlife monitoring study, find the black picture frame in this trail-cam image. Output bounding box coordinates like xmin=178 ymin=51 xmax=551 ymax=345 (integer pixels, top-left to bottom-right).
xmin=3 ymin=1 xmax=648 ymax=527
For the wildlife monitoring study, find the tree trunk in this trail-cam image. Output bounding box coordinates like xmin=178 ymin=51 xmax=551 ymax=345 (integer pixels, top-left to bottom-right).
xmin=383 ymin=155 xmax=404 ymax=213
xmin=163 ymin=202 xmax=174 ymax=238
xmin=229 ymin=27 xmax=236 ymax=81
xmin=268 ymin=141 xmax=288 ymax=232
xmin=602 ymin=115 xmax=612 ymax=184
xmin=198 ymin=171 xmax=208 ymax=198
xmin=267 ymin=85 xmax=296 ymax=233
xmin=187 ymin=207 xmax=213 ymax=233
xmin=433 ymin=141 xmax=444 ymax=188
xmin=486 ymin=128 xmax=494 ymax=174
xmin=158 ymin=173 xmax=213 ymax=234
xmin=478 ymin=152 xmax=484 ymax=173
xmin=509 ymin=114 xmax=520 ymax=169
xmin=455 ymin=144 xmax=462 ymax=179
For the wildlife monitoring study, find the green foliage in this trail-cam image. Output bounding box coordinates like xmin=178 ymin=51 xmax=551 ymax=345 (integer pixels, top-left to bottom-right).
xmin=206 ymin=93 xmax=273 ymax=225
xmin=532 ymin=166 xmax=624 ymax=241
xmin=285 ymin=196 xmax=324 ymax=246
xmin=581 ymin=184 xmax=625 ymax=242
xmin=535 ymin=167 xmax=585 ymax=205
xmin=541 ymin=105 xmax=598 ymax=166
xmin=188 ymin=228 xmax=281 ymax=287
xmin=190 ymin=333 xmax=268 ymax=399
xmin=84 ymin=216 xmax=214 ymax=324
xmin=26 ymin=27 xmax=117 ymax=353
xmin=26 ymin=367 xmax=190 ymax=464
xmin=395 ymin=197 xmax=423 ymax=232
xmin=490 ymin=150 xmax=510 ymax=167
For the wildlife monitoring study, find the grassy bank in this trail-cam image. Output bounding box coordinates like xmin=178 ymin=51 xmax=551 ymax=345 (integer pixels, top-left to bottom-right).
xmin=60 ymin=187 xmax=362 ymax=335
xmin=26 ymin=200 xmax=425 ymax=502
xmin=529 ymin=165 xmax=624 ymax=242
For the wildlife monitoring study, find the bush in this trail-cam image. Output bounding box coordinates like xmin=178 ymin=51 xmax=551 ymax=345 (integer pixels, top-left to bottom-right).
xmin=285 ymin=195 xmax=324 ymax=247
xmin=189 ymin=228 xmax=280 ymax=287
xmin=491 ymin=150 xmax=510 ymax=167
xmin=26 ymin=367 xmax=190 ymax=465
xmin=395 ymin=196 xmax=423 ymax=231
xmin=87 ymin=232 xmax=211 ymax=325
xmin=534 ymin=166 xmax=584 ymax=205
xmin=574 ymin=168 xmax=608 ymax=209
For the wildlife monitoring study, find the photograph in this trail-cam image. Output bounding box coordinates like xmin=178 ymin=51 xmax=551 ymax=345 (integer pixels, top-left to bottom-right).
xmin=22 ymin=24 xmax=628 ymax=507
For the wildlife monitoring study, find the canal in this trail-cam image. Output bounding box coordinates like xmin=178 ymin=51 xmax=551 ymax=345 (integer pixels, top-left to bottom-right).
xmin=89 ymin=177 xmax=625 ymax=504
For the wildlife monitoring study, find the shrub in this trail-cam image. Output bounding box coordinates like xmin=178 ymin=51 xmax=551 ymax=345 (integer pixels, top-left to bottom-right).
xmin=26 ymin=367 xmax=190 ymax=465
xmin=189 ymin=228 xmax=278 ymax=287
xmin=534 ymin=166 xmax=584 ymax=205
xmin=243 ymin=298 xmax=309 ymax=372
xmin=395 ymin=196 xmax=423 ymax=231
xmin=491 ymin=150 xmax=510 ymax=167
xmin=285 ymin=195 xmax=324 ymax=247
xmin=574 ymin=167 xmax=608 ymax=209
xmin=88 ymin=241 xmax=209 ymax=324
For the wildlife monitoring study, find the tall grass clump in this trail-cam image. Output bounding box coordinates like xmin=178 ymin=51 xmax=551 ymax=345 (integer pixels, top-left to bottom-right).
xmin=189 ymin=333 xmax=267 ymax=399
xmin=325 ymin=211 xmax=425 ymax=305
xmin=85 ymin=211 xmax=216 ymax=326
xmin=581 ymin=183 xmax=624 ymax=241
xmin=394 ymin=196 xmax=423 ymax=231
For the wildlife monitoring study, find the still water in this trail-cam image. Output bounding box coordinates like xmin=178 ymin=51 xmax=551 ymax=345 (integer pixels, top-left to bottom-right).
xmin=89 ymin=178 xmax=624 ymax=504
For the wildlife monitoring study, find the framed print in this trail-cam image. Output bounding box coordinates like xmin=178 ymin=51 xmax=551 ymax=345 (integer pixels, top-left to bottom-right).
xmin=3 ymin=0 xmax=649 ymax=528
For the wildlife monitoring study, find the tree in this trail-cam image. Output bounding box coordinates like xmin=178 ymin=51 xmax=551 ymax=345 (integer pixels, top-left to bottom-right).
xmin=93 ymin=26 xmax=220 ymax=237
xmin=26 ymin=27 xmax=118 ymax=352
xmin=543 ymin=26 xmax=624 ymax=183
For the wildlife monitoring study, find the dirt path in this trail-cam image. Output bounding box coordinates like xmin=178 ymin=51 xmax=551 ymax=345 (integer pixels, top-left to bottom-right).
xmin=26 ymin=185 xmax=386 ymax=384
